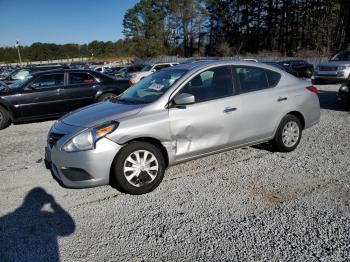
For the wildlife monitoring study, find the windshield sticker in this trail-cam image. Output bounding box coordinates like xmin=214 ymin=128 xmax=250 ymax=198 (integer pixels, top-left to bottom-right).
xmin=148 ymin=83 xmax=164 ymax=91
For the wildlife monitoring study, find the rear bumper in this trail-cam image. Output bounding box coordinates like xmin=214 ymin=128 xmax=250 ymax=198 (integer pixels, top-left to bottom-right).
xmin=45 ymin=137 xmax=123 ymax=188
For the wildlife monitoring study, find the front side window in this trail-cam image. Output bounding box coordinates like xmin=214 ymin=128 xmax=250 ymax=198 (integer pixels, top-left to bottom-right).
xmin=117 ymin=69 xmax=186 ymax=104
xmin=69 ymin=73 xmax=96 ymax=84
xmin=31 ymin=74 xmax=64 ymax=89
xmin=178 ymin=66 xmax=234 ymax=103
xmin=234 ymin=66 xmax=270 ymax=93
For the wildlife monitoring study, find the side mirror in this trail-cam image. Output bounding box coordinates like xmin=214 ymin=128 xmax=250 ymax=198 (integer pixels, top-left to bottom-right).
xmin=173 ymin=93 xmax=195 ymax=105
xmin=151 ymin=69 xmax=156 ymax=73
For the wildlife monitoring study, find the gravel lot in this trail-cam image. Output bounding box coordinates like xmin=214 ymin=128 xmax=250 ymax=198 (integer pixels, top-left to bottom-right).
xmin=0 ymin=84 xmax=349 ymax=261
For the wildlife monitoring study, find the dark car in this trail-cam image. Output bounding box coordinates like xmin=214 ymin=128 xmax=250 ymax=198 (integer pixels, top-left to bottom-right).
xmin=278 ymin=60 xmax=314 ymax=78
xmin=263 ymin=62 xmax=290 ymax=72
xmin=0 ymin=69 xmax=131 ymax=129
xmin=1 ymin=64 xmax=70 ymax=85
xmin=337 ymin=82 xmax=350 ymax=106
xmin=113 ymin=65 xmax=145 ymax=78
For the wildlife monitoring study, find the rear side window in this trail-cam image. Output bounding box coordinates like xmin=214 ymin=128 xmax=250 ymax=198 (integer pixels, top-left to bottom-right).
xmin=234 ymin=66 xmax=269 ymax=93
xmin=69 ymin=73 xmax=96 ymax=84
xmin=31 ymin=74 xmax=64 ymax=89
xmin=266 ymin=70 xmax=281 ymax=87
xmin=234 ymin=66 xmax=280 ymax=93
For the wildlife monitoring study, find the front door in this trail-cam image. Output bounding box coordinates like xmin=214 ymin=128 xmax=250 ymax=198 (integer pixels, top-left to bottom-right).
xmin=168 ymin=65 xmax=243 ymax=161
xmin=19 ymin=73 xmax=66 ymax=119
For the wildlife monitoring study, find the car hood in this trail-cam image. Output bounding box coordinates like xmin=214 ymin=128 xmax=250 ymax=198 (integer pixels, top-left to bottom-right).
xmin=61 ymin=101 xmax=144 ymax=128
xmin=318 ymin=61 xmax=350 ymax=67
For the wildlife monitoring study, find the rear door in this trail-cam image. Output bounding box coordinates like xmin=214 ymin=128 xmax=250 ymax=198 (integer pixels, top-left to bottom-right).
xmin=19 ymin=73 xmax=66 ymax=118
xmin=232 ymin=65 xmax=285 ymax=142
xmin=63 ymin=72 xmax=99 ymax=111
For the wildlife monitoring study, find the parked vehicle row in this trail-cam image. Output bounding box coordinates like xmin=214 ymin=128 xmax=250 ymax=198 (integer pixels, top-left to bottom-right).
xmin=0 ymin=69 xmax=131 ymax=129
xmin=44 ymin=60 xmax=320 ymax=195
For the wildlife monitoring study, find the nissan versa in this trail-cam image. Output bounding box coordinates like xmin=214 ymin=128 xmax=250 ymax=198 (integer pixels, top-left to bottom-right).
xmin=45 ymin=61 xmax=320 ymax=195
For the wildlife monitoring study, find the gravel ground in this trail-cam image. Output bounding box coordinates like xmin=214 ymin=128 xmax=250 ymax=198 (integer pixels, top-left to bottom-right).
xmin=0 ymin=84 xmax=349 ymax=261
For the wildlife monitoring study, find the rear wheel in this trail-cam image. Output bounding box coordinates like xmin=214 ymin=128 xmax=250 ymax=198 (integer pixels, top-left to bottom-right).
xmin=0 ymin=106 xmax=10 ymax=130
xmin=272 ymin=115 xmax=302 ymax=152
xmin=98 ymin=92 xmax=117 ymax=102
xmin=112 ymin=142 xmax=165 ymax=195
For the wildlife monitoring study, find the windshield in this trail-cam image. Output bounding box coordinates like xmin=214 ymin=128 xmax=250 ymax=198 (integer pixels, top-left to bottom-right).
xmin=141 ymin=65 xmax=152 ymax=72
xmin=117 ymin=69 xmax=187 ymax=104
xmin=330 ymin=51 xmax=350 ymax=61
xmin=8 ymin=75 xmax=33 ymax=89
xmin=10 ymin=69 xmax=30 ymax=80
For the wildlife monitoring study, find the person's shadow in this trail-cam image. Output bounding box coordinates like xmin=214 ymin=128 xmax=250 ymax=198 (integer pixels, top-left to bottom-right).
xmin=0 ymin=187 xmax=75 ymax=261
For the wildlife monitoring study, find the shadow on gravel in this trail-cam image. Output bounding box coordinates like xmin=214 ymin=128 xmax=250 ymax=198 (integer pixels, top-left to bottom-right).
xmin=0 ymin=187 xmax=75 ymax=261
xmin=318 ymin=90 xmax=350 ymax=112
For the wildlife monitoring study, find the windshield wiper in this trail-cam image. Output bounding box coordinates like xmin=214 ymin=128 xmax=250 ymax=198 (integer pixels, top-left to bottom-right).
xmin=115 ymin=98 xmax=140 ymax=104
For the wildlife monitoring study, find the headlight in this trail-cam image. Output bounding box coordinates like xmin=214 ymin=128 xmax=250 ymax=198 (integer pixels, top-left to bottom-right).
xmin=340 ymin=85 xmax=349 ymax=92
xmin=63 ymin=122 xmax=118 ymax=152
xmin=338 ymin=66 xmax=346 ymax=70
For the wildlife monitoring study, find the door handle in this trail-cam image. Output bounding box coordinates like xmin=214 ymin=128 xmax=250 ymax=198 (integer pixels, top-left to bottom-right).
xmin=223 ymin=107 xmax=237 ymax=113
xmin=92 ymin=85 xmax=100 ymax=89
xmin=277 ymin=97 xmax=288 ymax=102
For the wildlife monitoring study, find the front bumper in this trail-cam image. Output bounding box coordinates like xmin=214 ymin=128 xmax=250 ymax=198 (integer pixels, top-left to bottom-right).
xmin=45 ymin=131 xmax=123 ymax=188
xmin=313 ymin=71 xmax=349 ymax=83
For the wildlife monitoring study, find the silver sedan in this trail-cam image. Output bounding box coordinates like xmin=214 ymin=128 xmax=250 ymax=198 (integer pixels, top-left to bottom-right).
xmin=45 ymin=61 xmax=320 ymax=194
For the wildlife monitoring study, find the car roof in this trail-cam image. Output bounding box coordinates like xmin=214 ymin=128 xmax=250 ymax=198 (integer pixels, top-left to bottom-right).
xmin=30 ymin=69 xmax=95 ymax=76
xmin=165 ymin=60 xmax=275 ymax=71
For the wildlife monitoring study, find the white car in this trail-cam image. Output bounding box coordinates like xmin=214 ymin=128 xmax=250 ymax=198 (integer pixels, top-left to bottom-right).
xmin=129 ymin=62 xmax=179 ymax=83
xmin=93 ymin=66 xmax=111 ymax=73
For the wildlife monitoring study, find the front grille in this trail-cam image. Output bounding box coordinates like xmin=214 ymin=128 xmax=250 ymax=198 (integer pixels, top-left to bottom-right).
xmin=48 ymin=132 xmax=65 ymax=147
xmin=319 ymin=66 xmax=337 ymax=71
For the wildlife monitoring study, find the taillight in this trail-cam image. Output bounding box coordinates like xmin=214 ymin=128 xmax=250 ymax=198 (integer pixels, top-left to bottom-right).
xmin=128 ymin=80 xmax=134 ymax=88
xmin=306 ymin=86 xmax=319 ymax=94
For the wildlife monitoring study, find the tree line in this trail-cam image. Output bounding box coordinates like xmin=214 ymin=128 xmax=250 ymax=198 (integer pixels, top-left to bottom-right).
xmin=123 ymin=0 xmax=350 ymax=57
xmin=1 ymin=0 xmax=349 ymax=63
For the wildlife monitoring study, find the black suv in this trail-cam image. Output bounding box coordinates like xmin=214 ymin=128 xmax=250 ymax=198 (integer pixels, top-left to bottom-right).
xmin=1 ymin=64 xmax=70 ymax=85
xmin=278 ymin=60 xmax=314 ymax=78
xmin=0 ymin=69 xmax=131 ymax=129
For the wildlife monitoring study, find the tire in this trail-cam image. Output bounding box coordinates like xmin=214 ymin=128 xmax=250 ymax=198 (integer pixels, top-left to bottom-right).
xmin=0 ymin=106 xmax=10 ymax=130
xmin=112 ymin=142 xmax=166 ymax=195
xmin=272 ymin=115 xmax=302 ymax=152
xmin=97 ymin=92 xmax=117 ymax=102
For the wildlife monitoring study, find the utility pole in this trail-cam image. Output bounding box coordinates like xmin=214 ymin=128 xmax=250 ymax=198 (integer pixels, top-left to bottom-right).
xmin=15 ymin=40 xmax=22 ymax=67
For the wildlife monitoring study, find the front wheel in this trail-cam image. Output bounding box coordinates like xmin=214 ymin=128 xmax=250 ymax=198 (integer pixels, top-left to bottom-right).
xmin=112 ymin=142 xmax=165 ymax=195
xmin=272 ymin=115 xmax=302 ymax=152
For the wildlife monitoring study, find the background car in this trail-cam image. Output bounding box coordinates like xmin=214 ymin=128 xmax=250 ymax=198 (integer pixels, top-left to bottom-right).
xmin=278 ymin=60 xmax=314 ymax=78
xmin=0 ymin=69 xmax=131 ymax=129
xmin=113 ymin=65 xmax=145 ymax=78
xmin=1 ymin=64 xmax=69 ymax=85
xmin=129 ymin=62 xmax=179 ymax=83
xmin=313 ymin=50 xmax=350 ymax=84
